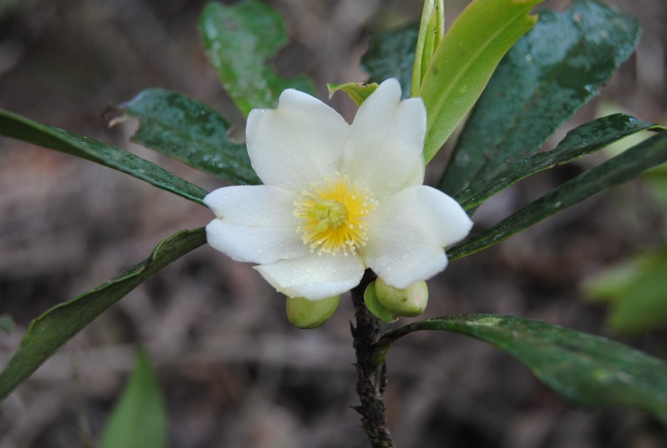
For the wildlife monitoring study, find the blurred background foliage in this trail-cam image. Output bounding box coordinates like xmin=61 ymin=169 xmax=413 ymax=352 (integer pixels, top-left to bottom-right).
xmin=0 ymin=0 xmax=666 ymax=447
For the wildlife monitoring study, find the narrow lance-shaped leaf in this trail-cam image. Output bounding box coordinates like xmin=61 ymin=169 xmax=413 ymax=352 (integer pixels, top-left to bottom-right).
xmin=112 ymin=88 xmax=260 ymax=185
xmin=100 ymin=350 xmax=168 ymax=448
xmin=439 ymin=0 xmax=640 ymax=197
xmin=0 ymin=109 xmax=208 ymax=204
xmin=411 ymin=0 xmax=444 ymax=95
xmin=0 ymin=228 xmax=207 ymax=403
xmin=373 ymin=314 xmax=667 ymax=423
xmin=420 ymin=0 xmax=543 ymax=163
xmin=455 ymin=114 xmax=664 ymax=210
xmin=447 ymin=132 xmax=667 ymax=260
xmin=199 ymin=0 xmax=314 ymax=117
xmin=361 ymin=24 xmax=419 ymax=99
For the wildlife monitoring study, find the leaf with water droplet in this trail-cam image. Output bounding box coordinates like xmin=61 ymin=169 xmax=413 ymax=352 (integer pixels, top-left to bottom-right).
xmin=448 ymin=133 xmax=667 ymax=260
xmin=114 ymin=88 xmax=260 ymax=185
xmin=199 ymin=0 xmax=314 ymax=117
xmin=361 ymin=24 xmax=419 ymax=99
xmin=439 ymin=0 xmax=640 ymax=198
xmin=419 ymin=0 xmax=545 ymax=162
xmin=374 ymin=314 xmax=667 ymax=423
xmin=0 ymin=109 xmax=207 ymax=204
xmin=454 ymin=114 xmax=664 ymax=211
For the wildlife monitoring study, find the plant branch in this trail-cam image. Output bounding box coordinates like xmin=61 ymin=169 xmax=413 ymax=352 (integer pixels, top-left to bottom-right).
xmin=351 ymin=271 xmax=395 ymax=448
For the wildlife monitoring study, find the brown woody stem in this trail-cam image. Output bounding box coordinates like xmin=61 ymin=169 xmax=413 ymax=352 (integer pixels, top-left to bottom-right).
xmin=350 ymin=271 xmax=395 ymax=448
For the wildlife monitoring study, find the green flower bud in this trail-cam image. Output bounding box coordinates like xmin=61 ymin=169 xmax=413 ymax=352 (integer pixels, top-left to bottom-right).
xmin=286 ymin=295 xmax=340 ymax=329
xmin=374 ymin=278 xmax=429 ymax=317
xmin=364 ymin=281 xmax=399 ymax=323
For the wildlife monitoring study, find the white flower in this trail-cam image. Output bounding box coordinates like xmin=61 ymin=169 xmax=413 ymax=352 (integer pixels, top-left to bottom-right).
xmin=204 ymin=78 xmax=473 ymax=300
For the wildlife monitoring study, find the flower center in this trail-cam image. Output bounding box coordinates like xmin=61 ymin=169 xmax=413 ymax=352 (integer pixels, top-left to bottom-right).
xmin=294 ymin=172 xmax=377 ymax=255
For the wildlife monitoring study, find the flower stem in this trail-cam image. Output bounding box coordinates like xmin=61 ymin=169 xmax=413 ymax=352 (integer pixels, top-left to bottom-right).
xmin=351 ymin=271 xmax=395 ymax=448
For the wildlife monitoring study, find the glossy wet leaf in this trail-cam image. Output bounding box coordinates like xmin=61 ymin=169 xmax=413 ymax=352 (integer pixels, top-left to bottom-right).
xmin=439 ymin=0 xmax=640 ymax=196
xmin=0 ymin=109 xmax=207 ymax=204
xmin=199 ymin=0 xmax=314 ymax=117
xmin=0 ymin=228 xmax=206 ymax=402
xmin=447 ymin=132 xmax=667 ymax=260
xmin=455 ymin=114 xmax=664 ymax=210
xmin=361 ymin=24 xmax=419 ymax=99
xmin=420 ymin=0 xmax=543 ymax=163
xmin=100 ymin=350 xmax=167 ymax=448
xmin=114 ymin=88 xmax=260 ymax=185
xmin=375 ymin=314 xmax=667 ymax=422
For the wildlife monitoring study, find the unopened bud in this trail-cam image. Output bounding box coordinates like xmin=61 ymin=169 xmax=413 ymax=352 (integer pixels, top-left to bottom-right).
xmin=374 ymin=278 xmax=429 ymax=317
xmin=364 ymin=281 xmax=399 ymax=323
xmin=286 ymin=295 xmax=340 ymax=329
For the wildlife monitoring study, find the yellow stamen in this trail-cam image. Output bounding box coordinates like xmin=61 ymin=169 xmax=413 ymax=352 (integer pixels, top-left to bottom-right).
xmin=294 ymin=172 xmax=377 ymax=255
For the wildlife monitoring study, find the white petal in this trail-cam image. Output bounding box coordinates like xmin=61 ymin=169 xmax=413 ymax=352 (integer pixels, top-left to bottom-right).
xmin=255 ymin=253 xmax=365 ymax=300
xmin=246 ymin=89 xmax=350 ymax=192
xmin=363 ymin=186 xmax=473 ymax=288
xmin=204 ymin=185 xmax=308 ymax=264
xmin=343 ymin=78 xmax=426 ymax=197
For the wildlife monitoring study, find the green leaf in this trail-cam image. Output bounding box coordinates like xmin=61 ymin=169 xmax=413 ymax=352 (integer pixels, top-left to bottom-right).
xmin=643 ymin=166 xmax=667 ymax=210
xmin=0 ymin=228 xmax=206 ymax=403
xmin=447 ymin=132 xmax=667 ymax=260
xmin=374 ymin=315 xmax=667 ymax=422
xmin=327 ymin=83 xmax=379 ymax=107
xmin=456 ymin=114 xmax=664 ymax=211
xmin=113 ymin=88 xmax=260 ymax=185
xmin=420 ymin=0 xmax=543 ymax=163
xmin=439 ymin=0 xmax=640 ymax=196
xmin=583 ymin=257 xmax=644 ymax=306
xmin=100 ymin=350 xmax=168 ymax=448
xmin=0 ymin=109 xmax=208 ymax=205
xmin=361 ymin=24 xmax=419 ymax=99
xmin=199 ymin=0 xmax=315 ymax=117
xmin=584 ymin=252 xmax=667 ymax=335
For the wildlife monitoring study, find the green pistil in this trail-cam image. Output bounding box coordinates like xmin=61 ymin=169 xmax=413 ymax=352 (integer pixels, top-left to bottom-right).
xmin=309 ymin=200 xmax=348 ymax=231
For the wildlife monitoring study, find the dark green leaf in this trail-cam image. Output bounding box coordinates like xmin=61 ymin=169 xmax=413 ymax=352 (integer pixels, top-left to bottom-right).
xmin=100 ymin=350 xmax=167 ymax=448
xmin=0 ymin=228 xmax=206 ymax=402
xmin=456 ymin=114 xmax=664 ymax=210
xmin=115 ymin=88 xmax=260 ymax=185
xmin=0 ymin=109 xmax=208 ymax=204
xmin=439 ymin=0 xmax=640 ymax=197
xmin=199 ymin=0 xmax=314 ymax=117
xmin=361 ymin=24 xmax=418 ymax=99
xmin=447 ymin=133 xmax=667 ymax=260
xmin=375 ymin=314 xmax=667 ymax=422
